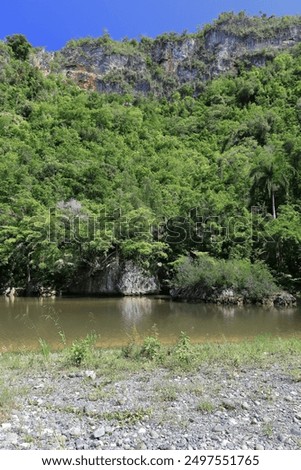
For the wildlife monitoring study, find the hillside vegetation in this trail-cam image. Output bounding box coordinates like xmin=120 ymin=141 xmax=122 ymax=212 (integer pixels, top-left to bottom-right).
xmin=0 ymin=20 xmax=301 ymax=293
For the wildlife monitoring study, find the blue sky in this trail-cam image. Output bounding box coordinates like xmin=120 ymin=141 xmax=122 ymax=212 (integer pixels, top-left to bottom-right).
xmin=1 ymin=0 xmax=301 ymax=50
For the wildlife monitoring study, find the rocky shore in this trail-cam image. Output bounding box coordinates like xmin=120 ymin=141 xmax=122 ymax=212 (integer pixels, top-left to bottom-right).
xmin=171 ymin=286 xmax=297 ymax=307
xmin=1 ymin=357 xmax=300 ymax=450
xmin=2 ymin=283 xmax=297 ymax=307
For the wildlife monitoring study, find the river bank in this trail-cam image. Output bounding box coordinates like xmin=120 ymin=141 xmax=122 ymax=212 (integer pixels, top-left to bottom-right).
xmin=2 ymin=285 xmax=298 ymax=307
xmin=1 ymin=338 xmax=301 ymax=450
xmin=170 ymin=287 xmax=297 ymax=307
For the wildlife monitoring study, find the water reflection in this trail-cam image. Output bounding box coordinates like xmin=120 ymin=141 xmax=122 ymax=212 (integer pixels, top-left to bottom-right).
xmin=0 ymin=296 xmax=300 ymax=351
xmin=119 ymin=297 xmax=153 ymax=326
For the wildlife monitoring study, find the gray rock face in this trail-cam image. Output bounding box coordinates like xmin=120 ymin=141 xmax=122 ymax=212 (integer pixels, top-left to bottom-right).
xmin=204 ymin=25 xmax=301 ymax=76
xmin=31 ymin=16 xmax=301 ymax=97
xmin=151 ymin=38 xmax=197 ymax=73
xmin=62 ymin=45 xmax=147 ymax=76
xmin=118 ymin=261 xmax=159 ymax=295
xmin=67 ymin=259 xmax=159 ymax=296
xmin=272 ymin=292 xmax=297 ymax=307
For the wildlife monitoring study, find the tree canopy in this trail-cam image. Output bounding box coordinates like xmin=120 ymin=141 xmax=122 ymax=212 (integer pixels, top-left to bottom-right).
xmin=0 ymin=35 xmax=300 ymax=291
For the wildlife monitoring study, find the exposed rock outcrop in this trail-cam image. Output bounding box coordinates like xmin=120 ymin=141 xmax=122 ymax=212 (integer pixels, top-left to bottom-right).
xmin=117 ymin=261 xmax=159 ymax=295
xmin=3 ymin=287 xmax=27 ymax=297
xmin=31 ymin=14 xmax=301 ymax=96
xmin=1 ymin=261 xmax=159 ymax=298
xmin=38 ymin=287 xmax=57 ymax=298
xmin=170 ymin=285 xmax=297 ymax=307
xmin=66 ymin=259 xmax=159 ymax=296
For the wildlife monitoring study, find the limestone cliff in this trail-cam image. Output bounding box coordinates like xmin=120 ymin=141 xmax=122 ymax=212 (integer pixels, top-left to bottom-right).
xmin=66 ymin=259 xmax=160 ymax=296
xmin=32 ymin=13 xmax=301 ymax=96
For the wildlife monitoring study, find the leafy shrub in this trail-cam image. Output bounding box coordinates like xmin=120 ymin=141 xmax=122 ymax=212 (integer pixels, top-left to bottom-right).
xmin=68 ymin=333 xmax=97 ymax=366
xmin=140 ymin=335 xmax=161 ymax=360
xmin=172 ymin=331 xmax=194 ymax=366
xmin=172 ymin=254 xmax=277 ymax=300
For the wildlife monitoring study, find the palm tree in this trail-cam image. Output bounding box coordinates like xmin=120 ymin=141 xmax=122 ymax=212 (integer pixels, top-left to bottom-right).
xmin=250 ymin=156 xmax=290 ymax=219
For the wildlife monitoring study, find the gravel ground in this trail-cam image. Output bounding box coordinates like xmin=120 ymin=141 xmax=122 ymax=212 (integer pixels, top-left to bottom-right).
xmin=1 ymin=362 xmax=301 ymax=450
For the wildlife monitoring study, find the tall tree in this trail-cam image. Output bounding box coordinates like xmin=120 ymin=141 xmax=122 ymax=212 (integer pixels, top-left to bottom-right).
xmin=6 ymin=34 xmax=32 ymax=60
xmin=250 ymin=153 xmax=291 ymax=219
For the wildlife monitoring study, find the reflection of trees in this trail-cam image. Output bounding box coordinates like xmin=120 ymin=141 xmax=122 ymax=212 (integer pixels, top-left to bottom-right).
xmin=216 ymin=305 xmax=236 ymax=318
xmin=119 ymin=297 xmax=153 ymax=328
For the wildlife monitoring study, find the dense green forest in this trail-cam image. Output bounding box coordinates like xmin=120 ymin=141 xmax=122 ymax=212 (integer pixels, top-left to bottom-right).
xmin=0 ymin=32 xmax=300 ymax=293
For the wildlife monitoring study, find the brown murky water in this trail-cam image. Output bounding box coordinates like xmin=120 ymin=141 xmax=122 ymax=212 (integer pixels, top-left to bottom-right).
xmin=0 ymin=296 xmax=300 ymax=351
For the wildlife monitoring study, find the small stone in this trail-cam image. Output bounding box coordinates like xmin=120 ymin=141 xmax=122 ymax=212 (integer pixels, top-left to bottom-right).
xmin=92 ymin=427 xmax=105 ymax=439
xmin=85 ymin=370 xmax=96 ymax=380
xmin=89 ymin=441 xmax=98 ymax=449
xmin=159 ymin=444 xmax=171 ymax=450
xmin=33 ymin=383 xmax=44 ymax=390
xmin=284 ymin=396 xmax=293 ymax=402
xmin=84 ymin=404 xmax=96 ymax=414
xmin=20 ymin=443 xmax=31 ymax=449
xmin=212 ymin=424 xmax=224 ymax=433
xmin=138 ymin=427 xmax=147 ymax=435
xmin=135 ymin=442 xmax=147 ymax=450
xmin=150 ymin=430 xmax=159 ymax=439
xmin=1 ymin=423 xmax=12 ymax=430
xmin=5 ymin=433 xmax=19 ymax=445
xmin=255 ymin=443 xmax=264 ymax=450
xmin=290 ymin=427 xmax=301 ymax=436
xmin=75 ymin=439 xmax=85 ymax=450
xmin=42 ymin=428 xmax=54 ymax=436
xmin=295 ymin=413 xmax=301 ymax=420
xmin=241 ymin=402 xmax=250 ymax=410
xmin=222 ymin=399 xmax=235 ymax=410
xmin=69 ymin=427 xmax=81 ymax=437
xmin=229 ymin=418 xmax=237 ymax=426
